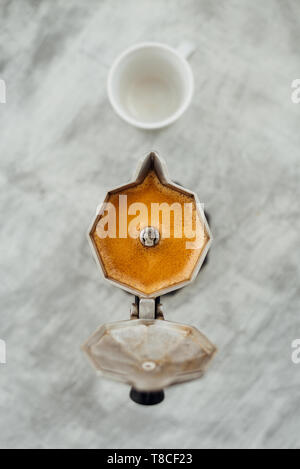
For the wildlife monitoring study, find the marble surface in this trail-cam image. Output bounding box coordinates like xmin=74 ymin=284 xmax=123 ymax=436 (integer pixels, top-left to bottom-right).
xmin=0 ymin=0 xmax=300 ymax=449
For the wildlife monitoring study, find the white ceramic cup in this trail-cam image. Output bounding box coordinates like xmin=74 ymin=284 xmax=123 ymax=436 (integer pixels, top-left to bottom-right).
xmin=107 ymin=41 xmax=195 ymax=129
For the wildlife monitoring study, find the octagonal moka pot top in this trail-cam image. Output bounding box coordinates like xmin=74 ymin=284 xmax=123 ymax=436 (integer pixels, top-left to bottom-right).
xmin=82 ymin=152 xmax=216 ymax=405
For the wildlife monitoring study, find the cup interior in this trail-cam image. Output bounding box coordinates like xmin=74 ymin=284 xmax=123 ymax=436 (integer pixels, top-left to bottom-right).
xmin=108 ymin=44 xmax=193 ymax=128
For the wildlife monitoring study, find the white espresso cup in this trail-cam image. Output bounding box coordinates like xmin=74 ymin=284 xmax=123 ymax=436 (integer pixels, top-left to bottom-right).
xmin=107 ymin=41 xmax=195 ymax=129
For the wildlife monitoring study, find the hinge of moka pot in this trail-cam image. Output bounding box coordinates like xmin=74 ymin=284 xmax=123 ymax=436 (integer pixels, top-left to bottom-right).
xmin=130 ymin=297 xmax=164 ymax=320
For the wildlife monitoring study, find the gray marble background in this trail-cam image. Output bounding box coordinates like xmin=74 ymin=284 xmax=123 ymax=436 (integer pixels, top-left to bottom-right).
xmin=0 ymin=0 xmax=300 ymax=449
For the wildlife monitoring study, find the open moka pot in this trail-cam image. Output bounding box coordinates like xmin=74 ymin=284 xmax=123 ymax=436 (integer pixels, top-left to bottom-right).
xmin=82 ymin=152 xmax=216 ymax=405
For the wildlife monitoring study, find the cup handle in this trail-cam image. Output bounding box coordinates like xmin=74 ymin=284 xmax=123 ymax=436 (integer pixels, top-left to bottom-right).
xmin=176 ymin=41 xmax=196 ymax=60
